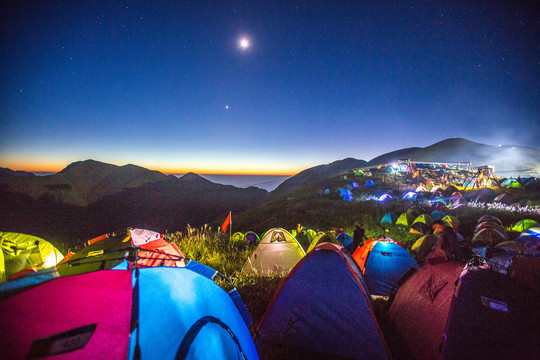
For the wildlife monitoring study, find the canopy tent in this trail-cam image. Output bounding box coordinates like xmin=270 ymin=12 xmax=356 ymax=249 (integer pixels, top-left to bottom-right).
xmin=0 ymin=232 xmax=64 ymax=283
xmin=241 ymin=228 xmax=305 ymax=276
xmin=256 ymin=243 xmax=390 ymax=359
xmin=0 ymin=263 xmax=258 ymax=360
xmin=352 ymin=238 xmax=418 ymax=296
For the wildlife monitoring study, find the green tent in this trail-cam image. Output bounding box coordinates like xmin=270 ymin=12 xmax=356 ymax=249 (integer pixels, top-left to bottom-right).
xmin=442 ymin=215 xmax=460 ymax=229
xmin=306 ymin=232 xmax=340 ymax=253
xmin=511 ymin=219 xmax=538 ymax=232
xmin=353 ymin=169 xmax=365 ymax=176
xmin=411 ymin=234 xmax=438 ymax=259
xmin=232 ymin=232 xmax=245 ymax=241
xmin=0 ymin=232 xmax=64 ymax=283
xmin=295 ymin=230 xmax=314 ymax=251
xmin=410 ymin=214 xmax=434 ymax=235
xmin=396 ymin=213 xmax=414 ymax=227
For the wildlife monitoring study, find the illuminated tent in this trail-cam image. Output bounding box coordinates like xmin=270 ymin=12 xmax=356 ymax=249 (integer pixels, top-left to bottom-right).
xmin=396 ymin=212 xmax=414 ymax=227
xmin=410 ymin=214 xmax=434 ymax=235
xmin=244 ymin=231 xmax=260 ymax=245
xmin=511 ymin=219 xmax=538 ymax=232
xmin=0 ymin=232 xmax=64 ymax=283
xmin=232 ymin=232 xmax=245 ymax=242
xmin=493 ymin=193 xmax=512 ymax=204
xmin=381 ymin=212 xmax=398 ymax=225
xmin=403 ymin=191 xmax=417 ymax=200
xmin=502 ymin=178 xmax=523 ymax=188
xmin=256 ymin=243 xmax=390 ymax=359
xmin=242 ymin=228 xmax=305 ymax=276
xmin=522 ymin=227 xmax=540 ymax=237
xmin=350 ymin=181 xmax=360 ymax=188
xmin=306 ymin=231 xmax=340 ymax=253
xmin=441 ymin=265 xmax=540 ymax=360
xmin=0 ymin=262 xmax=258 ymax=360
xmin=365 ymin=180 xmax=375 ymax=187
xmin=58 ymin=229 xmax=184 ymax=277
xmin=411 ymin=234 xmax=438 ymax=260
xmin=353 ymin=169 xmax=365 ymax=176
xmin=387 ymin=260 xmax=466 ymax=360
xmin=352 ymin=238 xmax=418 ymax=296
xmin=442 ymin=215 xmax=460 ymax=230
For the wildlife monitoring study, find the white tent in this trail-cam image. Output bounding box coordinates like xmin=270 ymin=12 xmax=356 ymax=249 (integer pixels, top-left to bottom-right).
xmin=241 ymin=228 xmax=305 ymax=276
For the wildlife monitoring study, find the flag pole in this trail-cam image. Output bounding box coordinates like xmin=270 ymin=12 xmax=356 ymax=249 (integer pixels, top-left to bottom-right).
xmin=229 ymin=211 xmax=232 ymax=242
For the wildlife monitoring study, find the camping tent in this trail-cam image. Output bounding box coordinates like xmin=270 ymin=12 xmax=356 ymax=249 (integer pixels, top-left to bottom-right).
xmin=411 ymin=234 xmax=438 ymax=260
xmin=244 ymin=231 xmax=260 ymax=245
xmin=381 ymin=212 xmax=398 ymax=225
xmin=58 ymin=229 xmax=184 ymax=277
xmin=352 ymin=238 xmax=418 ymax=296
xmin=387 ymin=260 xmax=466 ymax=360
xmin=441 ymin=265 xmax=540 ymax=359
xmin=474 ymin=221 xmax=506 ymax=234
xmin=511 ymin=219 xmax=538 ymax=232
xmin=242 ymin=228 xmax=305 ymax=276
xmin=294 ymin=230 xmax=314 ymax=251
xmin=396 ymin=213 xmax=414 ymax=228
xmin=472 ymin=228 xmax=508 ymax=247
xmin=0 ymin=263 xmax=258 ymax=360
xmin=0 ymin=232 xmax=64 ymax=283
xmin=256 ymin=243 xmax=390 ymax=359
xmin=365 ymin=180 xmax=375 ymax=187
xmin=442 ymin=215 xmax=460 ymax=230
xmin=306 ymin=232 xmax=340 ymax=253
xmin=336 ymin=232 xmax=353 ymax=253
xmin=430 ymin=210 xmax=446 ymax=221
xmin=410 ymin=214 xmax=434 ymax=235
xmin=502 ymin=178 xmax=523 ymax=188
xmin=478 ymin=215 xmax=503 ymax=226
xmin=232 ymin=232 xmax=245 ymax=242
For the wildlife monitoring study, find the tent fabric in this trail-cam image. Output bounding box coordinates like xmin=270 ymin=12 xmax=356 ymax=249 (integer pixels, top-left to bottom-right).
xmin=58 ymin=232 xmax=185 ymax=277
xmin=442 ymin=215 xmax=460 ymax=229
xmin=477 ymin=215 xmax=502 ymax=226
xmin=365 ymin=180 xmax=375 ymax=187
xmin=472 ymin=228 xmax=508 ymax=247
xmin=410 ymin=214 xmax=434 ymax=235
xmin=441 ymin=266 xmax=540 ymax=360
xmin=381 ymin=212 xmax=398 ymax=225
xmin=352 ymin=239 xmax=418 ymax=296
xmin=306 ymin=232 xmax=340 ymax=253
xmin=475 ymin=221 xmax=505 ymax=234
xmin=0 ymin=267 xmax=258 ymax=360
xmin=0 ymin=232 xmax=64 ymax=283
xmin=387 ymin=260 xmax=466 ymax=360
xmin=294 ymin=230 xmax=313 ymax=251
xmin=511 ymin=219 xmax=538 ymax=232
xmin=241 ymin=228 xmax=305 ymax=276
xmin=243 ymin=231 xmax=260 ymax=245
xmin=430 ymin=210 xmax=446 ymax=221
xmin=336 ymin=233 xmax=353 ymax=253
xmin=411 ymin=235 xmax=438 ymax=259
xmin=396 ymin=213 xmax=413 ymax=227
xmin=256 ymin=243 xmax=390 ymax=359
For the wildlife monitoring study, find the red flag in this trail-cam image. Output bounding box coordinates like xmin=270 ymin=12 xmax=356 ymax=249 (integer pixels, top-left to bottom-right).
xmin=221 ymin=212 xmax=231 ymax=232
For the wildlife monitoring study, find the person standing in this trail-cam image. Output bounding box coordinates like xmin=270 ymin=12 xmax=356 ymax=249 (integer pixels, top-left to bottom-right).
xmin=353 ymin=222 xmax=367 ymax=251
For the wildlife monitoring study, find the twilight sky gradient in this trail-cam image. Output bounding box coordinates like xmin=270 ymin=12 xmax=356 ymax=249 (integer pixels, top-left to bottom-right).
xmin=1 ymin=1 xmax=539 ymax=174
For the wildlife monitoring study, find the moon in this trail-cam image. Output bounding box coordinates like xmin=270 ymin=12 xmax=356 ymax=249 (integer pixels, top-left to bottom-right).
xmin=239 ymin=37 xmax=250 ymax=49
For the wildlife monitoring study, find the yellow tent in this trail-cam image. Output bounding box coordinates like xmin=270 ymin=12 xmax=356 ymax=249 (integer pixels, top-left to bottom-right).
xmin=0 ymin=232 xmax=64 ymax=283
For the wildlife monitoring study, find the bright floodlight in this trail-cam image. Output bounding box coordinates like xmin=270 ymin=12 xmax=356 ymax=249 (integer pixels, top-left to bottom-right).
xmin=239 ymin=38 xmax=250 ymax=49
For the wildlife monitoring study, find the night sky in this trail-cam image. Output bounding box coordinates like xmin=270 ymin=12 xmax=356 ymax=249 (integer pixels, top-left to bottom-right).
xmin=2 ymin=1 xmax=539 ymax=174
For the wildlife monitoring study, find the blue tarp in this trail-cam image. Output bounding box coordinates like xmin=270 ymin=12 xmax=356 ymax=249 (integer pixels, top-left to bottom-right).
xmin=363 ymin=242 xmax=418 ymax=296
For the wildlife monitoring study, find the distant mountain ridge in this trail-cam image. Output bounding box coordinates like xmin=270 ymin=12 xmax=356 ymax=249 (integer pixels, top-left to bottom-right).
xmin=272 ymin=158 xmax=368 ymax=197
xmin=367 ymin=138 xmax=540 ymax=175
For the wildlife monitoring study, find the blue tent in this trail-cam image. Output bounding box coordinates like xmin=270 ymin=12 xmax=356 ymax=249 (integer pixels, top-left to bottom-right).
xmin=381 ymin=212 xmax=398 ymax=225
xmin=256 ymin=243 xmax=390 ymax=359
xmin=430 ymin=209 xmax=446 ymax=221
xmin=353 ymin=240 xmax=419 ymax=296
xmin=338 ymin=188 xmax=353 ymax=201
xmin=323 ymin=188 xmax=330 ymax=195
xmin=365 ymin=180 xmax=375 ymax=187
xmin=378 ymin=193 xmax=392 ymax=202
xmin=336 ymin=232 xmax=353 ymax=252
xmin=403 ymin=191 xmax=417 ymax=200
xmin=350 ymin=181 xmax=360 ymax=188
